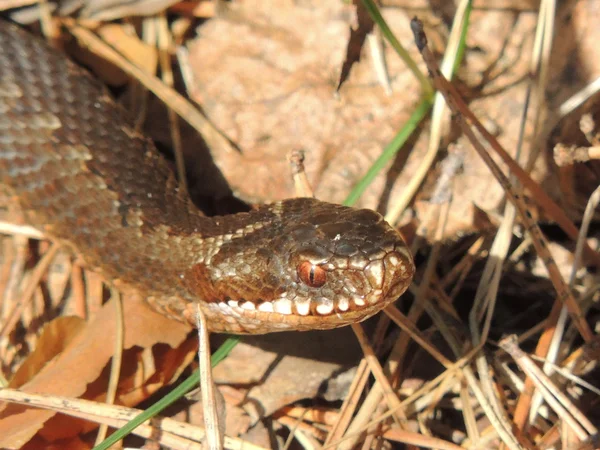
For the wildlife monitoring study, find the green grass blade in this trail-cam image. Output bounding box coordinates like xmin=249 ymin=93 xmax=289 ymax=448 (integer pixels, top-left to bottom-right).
xmin=361 ymin=0 xmax=433 ymax=97
xmin=93 ymin=336 xmax=240 ymax=450
xmin=344 ymin=97 xmax=432 ymax=207
xmin=453 ymin=1 xmax=473 ymax=75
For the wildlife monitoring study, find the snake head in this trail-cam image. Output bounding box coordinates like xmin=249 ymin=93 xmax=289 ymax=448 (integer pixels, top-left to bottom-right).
xmin=182 ymin=198 xmax=414 ymax=334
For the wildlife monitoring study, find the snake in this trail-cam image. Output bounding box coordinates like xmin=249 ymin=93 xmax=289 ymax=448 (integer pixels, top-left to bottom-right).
xmin=0 ymin=20 xmax=414 ymax=334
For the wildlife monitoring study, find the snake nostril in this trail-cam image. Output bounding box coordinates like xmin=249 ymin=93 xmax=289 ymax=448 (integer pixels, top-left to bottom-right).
xmin=385 ymin=251 xmax=415 ymax=281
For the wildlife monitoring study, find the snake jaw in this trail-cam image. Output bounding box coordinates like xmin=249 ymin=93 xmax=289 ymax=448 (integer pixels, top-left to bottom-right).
xmin=175 ymin=199 xmax=415 ymax=333
xmin=184 ymin=237 xmax=414 ymax=334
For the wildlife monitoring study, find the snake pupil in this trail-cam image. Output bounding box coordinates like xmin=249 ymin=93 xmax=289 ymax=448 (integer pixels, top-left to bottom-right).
xmin=297 ymin=261 xmax=326 ymax=288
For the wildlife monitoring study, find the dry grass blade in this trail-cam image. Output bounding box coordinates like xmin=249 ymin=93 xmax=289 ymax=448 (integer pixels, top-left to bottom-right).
xmin=154 ymin=13 xmax=188 ymax=196
xmin=500 ymin=336 xmax=597 ymax=440
xmin=93 ymin=288 xmax=124 ymax=446
xmin=351 ymin=323 xmax=407 ymax=426
xmin=337 ymin=190 xmax=454 ymax=449
xmin=436 ymin=36 xmax=599 ymax=264
xmin=323 ymin=359 xmax=370 ymax=445
xmin=382 ymin=427 xmax=464 ymax=450
xmin=0 ymin=222 xmax=43 ymax=239
xmin=368 ymin=28 xmax=392 ymax=96
xmin=557 ymin=76 xmax=600 ymax=122
xmin=528 ymin=180 xmax=600 ymax=430
xmin=61 ymin=18 xmax=235 ymax=160
xmin=408 ymin=13 xmax=600 ymax=450
xmin=384 ymin=305 xmax=452 ymax=368
xmin=196 ymin=305 xmax=224 ymax=450
xmin=0 ymin=388 xmax=265 ymax=450
xmin=410 ymin=17 xmax=593 ymax=343
xmin=386 ymin=0 xmax=471 ymax=224
xmin=0 ymin=0 xmax=38 ymax=9
xmin=0 ymin=242 xmax=60 ymax=338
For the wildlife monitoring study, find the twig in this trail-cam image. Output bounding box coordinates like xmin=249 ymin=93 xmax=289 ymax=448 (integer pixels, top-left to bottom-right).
xmin=0 ymin=242 xmax=60 ymax=338
xmin=289 ymin=150 xmax=314 ymax=198
xmin=196 ymin=305 xmax=223 ymax=450
xmin=409 ymin=17 xmax=593 ymax=343
xmin=0 ymin=388 xmax=264 ymax=450
xmin=94 ymin=288 xmax=124 ymax=446
xmin=62 ymin=18 xmax=235 ymax=164
xmin=500 ymin=336 xmax=597 ymax=440
xmin=351 ymin=323 xmax=407 ymax=426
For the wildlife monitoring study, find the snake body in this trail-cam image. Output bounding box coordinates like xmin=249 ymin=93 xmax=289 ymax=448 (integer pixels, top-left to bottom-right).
xmin=0 ymin=21 xmax=414 ymax=334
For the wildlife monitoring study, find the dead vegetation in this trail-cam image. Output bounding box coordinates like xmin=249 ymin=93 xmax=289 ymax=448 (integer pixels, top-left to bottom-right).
xmin=0 ymin=1 xmax=599 ymax=449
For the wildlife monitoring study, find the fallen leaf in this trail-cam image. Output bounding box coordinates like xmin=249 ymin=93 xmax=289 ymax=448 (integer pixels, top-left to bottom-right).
xmin=0 ymin=293 xmax=194 ymax=448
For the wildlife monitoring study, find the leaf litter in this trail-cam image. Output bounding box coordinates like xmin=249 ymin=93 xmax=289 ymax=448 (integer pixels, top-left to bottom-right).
xmin=0 ymin=0 xmax=599 ymax=448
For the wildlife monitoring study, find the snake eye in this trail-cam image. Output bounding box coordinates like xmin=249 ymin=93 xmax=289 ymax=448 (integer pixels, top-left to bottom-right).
xmin=297 ymin=261 xmax=326 ymax=288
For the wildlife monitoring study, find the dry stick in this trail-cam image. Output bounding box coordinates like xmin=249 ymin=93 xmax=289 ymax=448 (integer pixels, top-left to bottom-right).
xmin=428 ymin=283 xmax=461 ymax=321
xmin=384 ymin=305 xmax=452 ymax=368
xmin=70 ymin=262 xmax=87 ymax=319
xmin=325 ymin=317 xmax=390 ymax=445
xmin=289 ymin=150 xmax=314 ymax=198
xmin=386 ymin=0 xmax=471 ymax=224
xmin=439 ymin=236 xmax=486 ymax=300
xmin=0 ymin=388 xmax=264 ymax=450
xmin=368 ymin=28 xmax=393 ymax=96
xmin=196 ymin=305 xmax=223 ymax=450
xmin=423 ymin=290 xmax=526 ymax=447
xmin=277 ymin=413 xmax=328 ymax=443
xmin=500 ymin=336 xmax=597 ymax=440
xmin=327 ymin=367 xmax=464 ymax=450
xmin=0 ymin=242 xmax=60 ymax=338
xmin=528 ymin=181 xmax=600 ymax=429
xmin=94 ymin=288 xmax=125 ymax=446
xmin=335 ymin=339 xmax=407 ymax=449
xmin=459 ymin=378 xmax=479 ymax=443
xmin=412 ymin=17 xmax=594 ymax=438
xmin=0 ymin=1 xmax=38 ymax=10
xmin=156 ymin=13 xmax=188 ymax=197
xmin=63 ymin=19 xmax=235 ymax=161
xmin=514 ymin=300 xmax=570 ymax=431
xmin=407 ymin=200 xmax=525 ymax=448
xmin=409 ymin=18 xmax=593 ymax=343
xmin=0 ymin=221 xmax=44 ymax=239
xmin=276 ymin=406 xmax=339 ymax=426
xmin=351 ymin=322 xmax=407 ymax=427
xmin=391 ymin=191 xmax=451 ymax=372
xmin=419 ymin=33 xmax=600 ymax=269
xmin=324 ymin=362 xmax=370 ymax=445
xmin=382 ymin=427 xmax=464 ymax=450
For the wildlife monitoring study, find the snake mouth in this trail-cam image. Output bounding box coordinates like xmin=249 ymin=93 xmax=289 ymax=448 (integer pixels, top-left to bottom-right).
xmin=203 ymin=291 xmax=406 ymax=333
xmin=217 ymin=294 xmax=379 ymax=317
xmin=196 ymin=244 xmax=415 ymax=333
xmin=200 ymin=273 xmax=412 ymax=333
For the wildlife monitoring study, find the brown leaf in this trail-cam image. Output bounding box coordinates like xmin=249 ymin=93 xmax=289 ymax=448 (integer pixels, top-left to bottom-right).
xmin=9 ymin=316 xmax=86 ymax=389
xmin=0 ymin=293 xmax=193 ymax=448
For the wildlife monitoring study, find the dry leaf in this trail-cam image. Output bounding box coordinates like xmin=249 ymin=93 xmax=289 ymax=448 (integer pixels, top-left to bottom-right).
xmin=9 ymin=316 xmax=86 ymax=389
xmin=0 ymin=293 xmax=193 ymax=448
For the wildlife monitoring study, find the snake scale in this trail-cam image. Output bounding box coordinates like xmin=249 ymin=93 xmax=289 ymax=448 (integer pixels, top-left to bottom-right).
xmin=0 ymin=20 xmax=414 ymax=334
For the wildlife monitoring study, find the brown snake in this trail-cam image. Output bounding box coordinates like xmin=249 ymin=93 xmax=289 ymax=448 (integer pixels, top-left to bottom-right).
xmin=0 ymin=21 xmax=414 ymax=334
